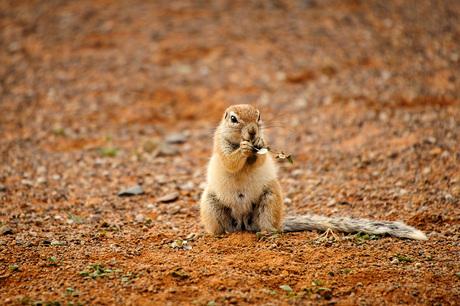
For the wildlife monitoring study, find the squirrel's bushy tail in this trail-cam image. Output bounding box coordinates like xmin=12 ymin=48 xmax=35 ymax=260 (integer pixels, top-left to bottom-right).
xmin=282 ymin=215 xmax=427 ymax=240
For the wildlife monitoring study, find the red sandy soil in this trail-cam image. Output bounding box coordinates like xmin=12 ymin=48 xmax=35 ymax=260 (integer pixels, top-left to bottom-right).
xmin=1 ymin=0 xmax=459 ymax=305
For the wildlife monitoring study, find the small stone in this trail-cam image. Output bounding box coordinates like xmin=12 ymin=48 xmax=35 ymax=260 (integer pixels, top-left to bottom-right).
xmin=143 ymin=139 xmax=159 ymax=153
xmin=36 ymin=177 xmax=47 ymax=185
xmin=0 ymin=226 xmax=15 ymax=235
xmin=166 ymin=134 xmax=187 ymax=144
xmin=327 ymin=199 xmax=337 ymax=207
xmin=424 ymin=137 xmax=436 ymax=144
xmin=445 ymin=193 xmax=453 ymax=200
xmin=441 ymin=151 xmax=450 ymax=160
xmin=21 ymin=179 xmax=33 ymax=187
xmin=391 ymin=258 xmax=399 ymax=265
xmin=135 ymin=214 xmax=145 ymax=223
xmin=186 ymin=232 xmax=198 ymax=241
xmin=179 ymin=181 xmax=194 ymax=191
xmin=284 ymin=198 xmax=292 ymax=205
xmin=157 ymin=192 xmax=180 ymax=203
xmin=167 ymin=205 xmax=181 ymax=215
xmin=117 ymin=185 xmax=144 ymax=196
xmin=142 ymin=226 xmax=149 ymax=232
xmin=356 ymin=282 xmax=363 ymax=287
xmin=51 ymin=240 xmax=64 ymax=246
xmin=422 ymin=167 xmax=431 ymax=175
xmin=156 ymin=142 xmax=180 ymax=156
xmin=429 ymin=147 xmax=442 ymax=156
xmin=52 ymin=174 xmax=61 ymax=181
xmin=145 ymin=139 xmax=180 ymax=156
xmin=414 ymin=263 xmax=422 ymax=269
xmin=90 ymin=214 xmax=102 ymax=223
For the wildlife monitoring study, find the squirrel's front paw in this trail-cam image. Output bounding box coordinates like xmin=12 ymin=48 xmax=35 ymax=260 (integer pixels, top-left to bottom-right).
xmin=253 ymin=137 xmax=265 ymax=150
xmin=240 ymin=141 xmax=254 ymax=156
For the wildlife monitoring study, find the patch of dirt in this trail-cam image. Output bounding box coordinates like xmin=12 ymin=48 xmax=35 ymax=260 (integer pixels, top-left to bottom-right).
xmin=1 ymin=0 xmax=459 ymax=305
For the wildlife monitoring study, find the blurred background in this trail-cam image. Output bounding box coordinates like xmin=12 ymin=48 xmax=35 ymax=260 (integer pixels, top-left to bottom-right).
xmin=1 ymin=0 xmax=459 ymax=138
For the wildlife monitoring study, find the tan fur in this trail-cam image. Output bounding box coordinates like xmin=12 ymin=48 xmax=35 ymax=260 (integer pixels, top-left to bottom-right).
xmin=200 ymin=105 xmax=427 ymax=240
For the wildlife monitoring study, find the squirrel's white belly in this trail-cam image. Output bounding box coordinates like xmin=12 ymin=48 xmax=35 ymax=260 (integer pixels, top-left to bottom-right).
xmin=206 ymin=155 xmax=277 ymax=214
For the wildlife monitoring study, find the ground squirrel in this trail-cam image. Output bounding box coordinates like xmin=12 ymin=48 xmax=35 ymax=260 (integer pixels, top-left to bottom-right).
xmin=200 ymin=104 xmax=427 ymax=240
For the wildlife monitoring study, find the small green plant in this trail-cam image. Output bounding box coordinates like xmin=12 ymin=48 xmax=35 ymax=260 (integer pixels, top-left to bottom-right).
xmin=48 ymin=256 xmax=62 ymax=266
xmin=19 ymin=297 xmax=31 ymax=304
xmin=64 ymin=210 xmax=84 ymax=224
xmin=279 ymin=285 xmax=292 ymax=292
xmin=256 ymin=147 xmax=293 ymax=164
xmin=455 ymin=272 xmax=460 ymax=279
xmin=9 ymin=265 xmax=19 ymax=271
xmin=393 ymin=255 xmax=413 ymax=263
xmin=279 ymin=285 xmax=296 ymax=298
xmin=99 ymin=134 xmax=119 ymax=157
xmin=78 ymin=263 xmax=121 ymax=279
xmin=121 ymin=273 xmax=139 ymax=282
xmin=257 ymin=227 xmax=284 ymax=241
xmin=309 ymin=228 xmax=340 ymax=244
xmin=341 ymin=268 xmax=351 ymax=274
xmin=62 ymin=288 xmax=79 ymax=298
xmin=54 ymin=128 xmax=65 ymax=136
xmin=169 ymin=267 xmax=190 ymax=279
xmin=98 ymin=147 xmax=119 ymax=157
xmin=133 ymin=150 xmax=142 ymax=162
xmin=354 ymin=232 xmax=380 ymax=243
xmin=171 ymin=239 xmax=192 ymax=250
xmin=300 ymin=280 xmax=331 ymax=295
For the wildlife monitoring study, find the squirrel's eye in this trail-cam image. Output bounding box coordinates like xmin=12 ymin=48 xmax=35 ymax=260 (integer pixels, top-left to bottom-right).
xmin=230 ymin=115 xmax=238 ymax=123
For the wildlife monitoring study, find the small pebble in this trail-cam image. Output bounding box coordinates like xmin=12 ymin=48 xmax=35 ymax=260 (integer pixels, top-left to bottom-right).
xmin=415 ymin=263 xmax=422 ymax=269
xmin=391 ymin=258 xmax=399 ymax=265
xmin=179 ymin=181 xmax=194 ymax=191
xmin=167 ymin=205 xmax=181 ymax=215
xmin=135 ymin=214 xmax=145 ymax=223
xmin=166 ymin=134 xmax=187 ymax=144
xmin=0 ymin=226 xmax=15 ymax=235
xmin=117 ymin=185 xmax=144 ymax=196
xmin=157 ymin=192 xmax=180 ymax=203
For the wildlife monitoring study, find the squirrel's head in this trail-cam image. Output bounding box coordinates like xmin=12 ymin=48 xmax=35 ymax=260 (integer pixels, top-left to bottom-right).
xmin=222 ymin=104 xmax=262 ymax=142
